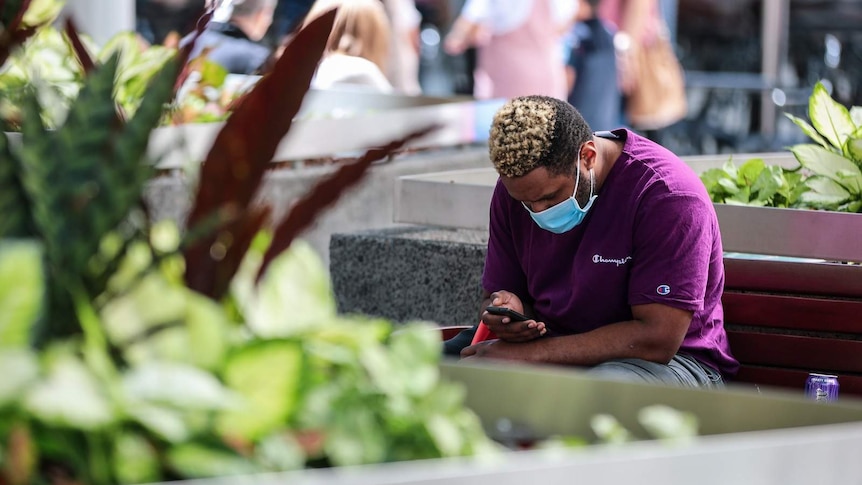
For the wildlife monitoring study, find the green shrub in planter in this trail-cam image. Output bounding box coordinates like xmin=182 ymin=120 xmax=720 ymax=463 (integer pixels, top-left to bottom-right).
xmin=702 ymin=81 xmax=862 ymax=212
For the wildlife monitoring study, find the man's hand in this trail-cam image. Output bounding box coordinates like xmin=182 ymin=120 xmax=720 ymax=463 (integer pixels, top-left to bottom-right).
xmin=481 ymin=291 xmax=546 ymax=342
xmin=461 ymin=338 xmax=542 ymax=361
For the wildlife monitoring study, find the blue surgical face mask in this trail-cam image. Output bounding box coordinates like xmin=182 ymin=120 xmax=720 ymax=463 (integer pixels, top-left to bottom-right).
xmin=523 ymin=160 xmax=597 ymax=234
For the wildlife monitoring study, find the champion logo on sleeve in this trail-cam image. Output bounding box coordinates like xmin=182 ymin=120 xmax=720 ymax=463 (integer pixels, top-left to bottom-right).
xmin=656 ymin=285 xmax=671 ymax=296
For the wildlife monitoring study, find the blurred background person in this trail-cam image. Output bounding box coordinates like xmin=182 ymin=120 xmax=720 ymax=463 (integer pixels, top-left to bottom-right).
xmin=383 ymin=0 xmax=423 ymax=95
xmin=137 ymin=0 xmax=207 ymax=46
xmin=442 ymin=0 xmax=576 ymax=100
xmin=265 ymin=0 xmax=317 ymax=44
xmin=566 ymin=0 xmax=621 ymax=131
xmin=306 ymin=0 xmax=395 ymax=93
xmin=599 ymin=0 xmax=662 ymax=104
xmin=601 ymin=0 xmax=688 ymax=134
xmin=182 ymin=0 xmax=277 ymax=74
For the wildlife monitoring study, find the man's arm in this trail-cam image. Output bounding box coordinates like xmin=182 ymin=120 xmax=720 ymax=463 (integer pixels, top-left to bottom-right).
xmin=462 ymin=302 xmax=691 ymax=365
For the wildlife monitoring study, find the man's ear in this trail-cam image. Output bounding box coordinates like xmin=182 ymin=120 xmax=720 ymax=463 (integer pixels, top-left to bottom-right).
xmin=580 ymin=140 xmax=599 ymax=170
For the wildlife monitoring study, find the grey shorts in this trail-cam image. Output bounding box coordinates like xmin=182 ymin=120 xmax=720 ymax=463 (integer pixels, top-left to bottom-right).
xmin=587 ymin=354 xmax=725 ymax=389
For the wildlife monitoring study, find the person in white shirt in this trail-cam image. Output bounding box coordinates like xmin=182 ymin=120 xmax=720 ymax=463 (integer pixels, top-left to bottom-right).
xmin=306 ymin=0 xmax=395 ymax=93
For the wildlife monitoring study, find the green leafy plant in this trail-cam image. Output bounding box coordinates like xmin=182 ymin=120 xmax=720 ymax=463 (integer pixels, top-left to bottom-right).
xmin=700 ymin=158 xmax=806 ymax=207
xmin=0 ymin=4 xmax=498 ymax=483
xmin=0 ymin=24 xmax=176 ymax=129
xmin=702 ymin=81 xmax=862 ymax=212
xmin=0 ymin=0 xmax=64 ymax=66
xmin=785 ymin=81 xmax=862 ymax=211
xmin=168 ymin=57 xmax=247 ymax=125
xmin=0 ymin=235 xmax=497 ymax=483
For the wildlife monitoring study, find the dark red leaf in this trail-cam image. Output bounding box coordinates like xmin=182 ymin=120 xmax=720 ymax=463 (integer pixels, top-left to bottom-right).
xmin=8 ymin=0 xmax=31 ymax=32
xmin=256 ymin=126 xmax=438 ymax=282
xmin=64 ymin=18 xmax=95 ymax=74
xmin=183 ymin=8 xmax=336 ymax=297
xmin=206 ymin=206 xmax=271 ymax=299
xmin=0 ymin=0 xmax=35 ymax=66
xmin=0 ymin=24 xmax=34 ymax=66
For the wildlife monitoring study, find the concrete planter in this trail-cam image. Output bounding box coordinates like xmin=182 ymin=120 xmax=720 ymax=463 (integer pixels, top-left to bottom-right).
xmin=147 ymin=90 xmax=503 ymax=169
xmin=150 ymin=361 xmax=862 ymax=485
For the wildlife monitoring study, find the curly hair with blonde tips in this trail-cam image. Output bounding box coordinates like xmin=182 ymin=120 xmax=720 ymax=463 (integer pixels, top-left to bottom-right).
xmin=488 ymin=96 xmax=593 ymax=178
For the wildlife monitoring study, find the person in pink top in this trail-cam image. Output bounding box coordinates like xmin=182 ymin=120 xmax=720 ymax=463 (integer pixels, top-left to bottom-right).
xmin=443 ymin=0 xmax=576 ymax=100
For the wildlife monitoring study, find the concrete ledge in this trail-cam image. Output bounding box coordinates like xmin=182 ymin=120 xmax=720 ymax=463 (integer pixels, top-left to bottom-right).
xmin=143 ymin=146 xmax=489 ymax=267
xmin=330 ymin=226 xmax=487 ymax=325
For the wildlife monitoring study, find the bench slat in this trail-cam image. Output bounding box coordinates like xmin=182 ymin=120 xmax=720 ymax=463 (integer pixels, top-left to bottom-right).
xmin=732 ymin=365 xmax=862 ymax=397
xmin=727 ymin=331 xmax=862 ymax=374
xmin=725 ymin=258 xmax=862 ymax=298
xmin=439 ymin=325 xmax=473 ymax=341
xmin=723 ymin=292 xmax=862 ymax=334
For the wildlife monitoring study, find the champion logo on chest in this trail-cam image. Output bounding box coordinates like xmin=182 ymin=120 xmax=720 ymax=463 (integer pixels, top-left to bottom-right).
xmin=592 ymin=254 xmax=633 ymax=267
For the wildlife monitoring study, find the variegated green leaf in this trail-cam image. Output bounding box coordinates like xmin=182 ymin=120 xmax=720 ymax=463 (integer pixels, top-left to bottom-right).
xmin=785 ymin=112 xmax=831 ymax=150
xmin=217 ymin=341 xmax=304 ymax=440
xmin=844 ymin=200 xmax=862 ymax=213
xmin=802 ymin=176 xmax=852 ymax=206
xmin=0 ymin=240 xmax=43 ymax=347
xmin=24 ymin=355 xmax=116 ymax=430
xmin=790 ymin=144 xmax=862 ymax=194
xmin=850 ymin=106 xmax=862 ymax=128
xmin=846 ymin=127 xmax=862 ymax=165
xmin=809 ymin=81 xmax=855 ymax=151
xmin=0 ymin=349 xmax=39 ymax=406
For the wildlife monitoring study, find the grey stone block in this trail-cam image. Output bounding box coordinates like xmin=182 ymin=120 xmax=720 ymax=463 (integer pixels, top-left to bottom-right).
xmin=330 ymin=226 xmax=488 ymax=325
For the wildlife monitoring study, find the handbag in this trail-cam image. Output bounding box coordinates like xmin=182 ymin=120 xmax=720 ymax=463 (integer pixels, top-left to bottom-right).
xmin=624 ymin=26 xmax=688 ymax=131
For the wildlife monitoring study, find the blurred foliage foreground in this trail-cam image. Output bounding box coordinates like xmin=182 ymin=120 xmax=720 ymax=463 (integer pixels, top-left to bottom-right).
xmin=0 ymin=1 xmax=245 ymax=129
xmin=0 ymin=3 xmax=496 ymax=484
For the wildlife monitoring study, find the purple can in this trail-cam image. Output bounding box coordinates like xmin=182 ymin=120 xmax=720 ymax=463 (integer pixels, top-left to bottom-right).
xmin=805 ymin=373 xmax=839 ymax=402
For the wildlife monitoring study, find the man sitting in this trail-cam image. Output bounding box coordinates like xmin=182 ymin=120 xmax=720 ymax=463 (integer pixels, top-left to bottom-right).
xmin=447 ymin=95 xmax=738 ymax=388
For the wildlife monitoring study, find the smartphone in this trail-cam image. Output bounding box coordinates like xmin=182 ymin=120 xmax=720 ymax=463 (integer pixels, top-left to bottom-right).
xmin=485 ymin=305 xmax=530 ymax=322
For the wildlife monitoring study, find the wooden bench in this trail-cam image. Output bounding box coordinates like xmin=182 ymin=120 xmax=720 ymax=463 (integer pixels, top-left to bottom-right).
xmin=723 ymin=256 xmax=862 ymax=396
xmin=439 ymin=255 xmax=862 ymax=397
xmin=437 ymin=205 xmax=862 ymax=397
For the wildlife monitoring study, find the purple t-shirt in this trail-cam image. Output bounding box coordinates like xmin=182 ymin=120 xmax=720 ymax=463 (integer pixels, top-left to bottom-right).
xmin=482 ymin=129 xmax=739 ymax=377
